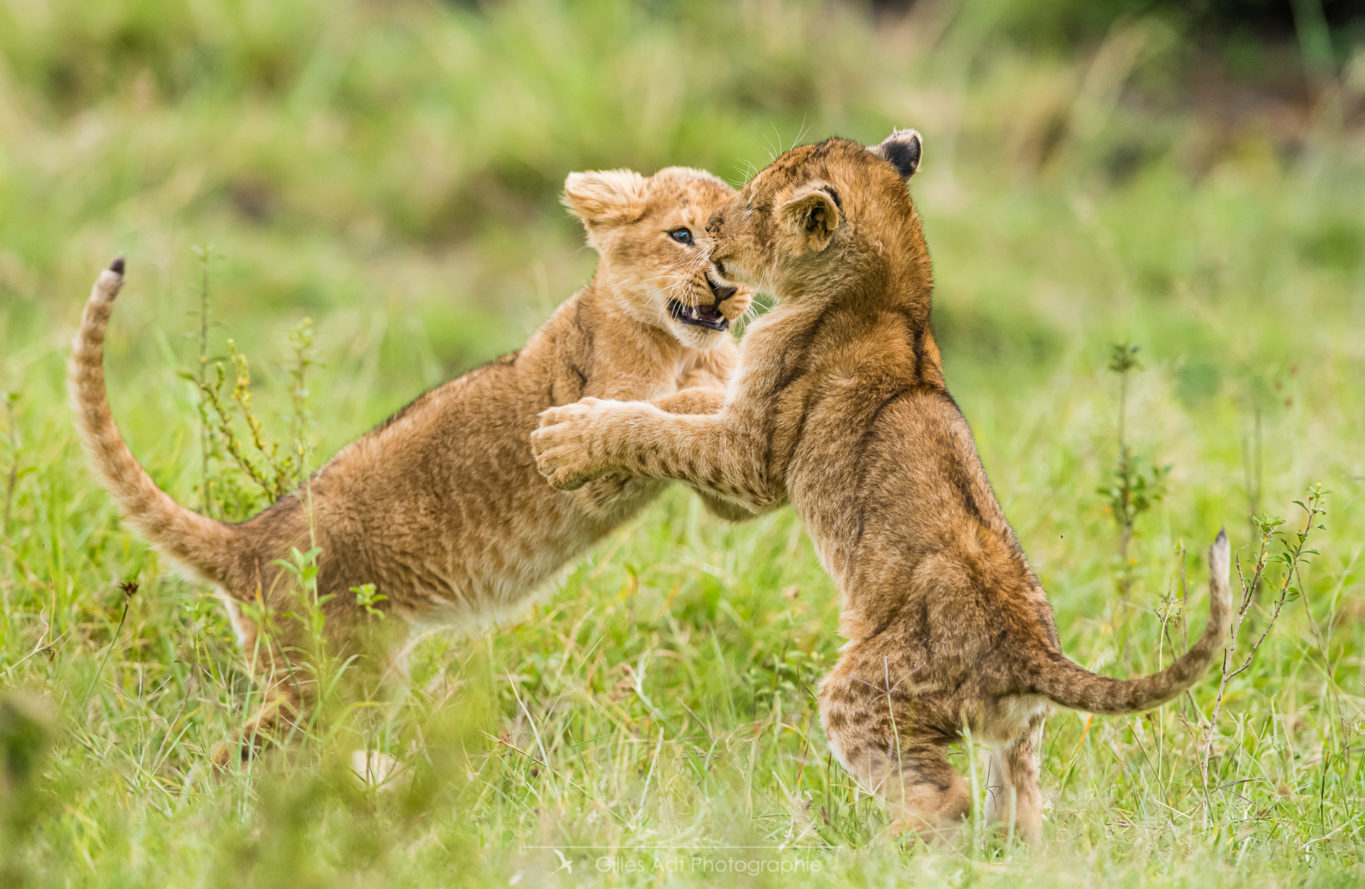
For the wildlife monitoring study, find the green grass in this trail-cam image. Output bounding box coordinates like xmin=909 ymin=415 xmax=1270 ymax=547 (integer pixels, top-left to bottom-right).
xmin=2 ymin=1 xmax=1363 ymax=886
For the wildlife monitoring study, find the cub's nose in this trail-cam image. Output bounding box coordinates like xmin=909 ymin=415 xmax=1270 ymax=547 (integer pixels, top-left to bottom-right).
xmin=706 ymin=274 xmax=737 ymax=303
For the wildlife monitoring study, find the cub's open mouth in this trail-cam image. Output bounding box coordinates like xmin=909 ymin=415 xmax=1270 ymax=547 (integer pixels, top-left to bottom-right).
xmin=667 ymin=299 xmax=729 ymax=332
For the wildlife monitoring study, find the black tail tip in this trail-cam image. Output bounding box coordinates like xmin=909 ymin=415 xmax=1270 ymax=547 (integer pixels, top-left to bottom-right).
xmin=109 ymin=256 xmax=125 ymax=275
xmin=1215 ymin=527 xmax=1227 ymax=545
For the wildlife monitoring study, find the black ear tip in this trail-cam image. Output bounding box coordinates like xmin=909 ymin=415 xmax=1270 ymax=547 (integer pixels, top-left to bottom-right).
xmin=877 ymin=129 xmax=922 ymax=179
xmin=109 ymin=256 xmax=126 ymax=275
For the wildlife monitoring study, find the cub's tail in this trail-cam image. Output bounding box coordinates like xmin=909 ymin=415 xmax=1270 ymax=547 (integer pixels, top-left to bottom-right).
xmin=1029 ymin=530 xmax=1232 ymax=714
xmin=68 ymin=258 xmax=240 ymax=587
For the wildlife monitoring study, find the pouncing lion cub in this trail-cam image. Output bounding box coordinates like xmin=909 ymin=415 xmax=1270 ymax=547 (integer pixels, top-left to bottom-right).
xmin=70 ymin=166 xmax=751 ymax=764
xmin=532 ymin=131 xmax=1231 ymax=841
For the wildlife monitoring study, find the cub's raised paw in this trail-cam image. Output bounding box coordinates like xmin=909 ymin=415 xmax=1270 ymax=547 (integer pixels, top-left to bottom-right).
xmin=532 ymin=399 xmax=612 ymax=491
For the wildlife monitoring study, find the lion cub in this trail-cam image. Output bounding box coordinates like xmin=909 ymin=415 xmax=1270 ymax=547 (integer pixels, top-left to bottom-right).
xmin=70 ymin=166 xmax=751 ymax=763
xmin=532 ymin=132 xmax=1231 ymax=841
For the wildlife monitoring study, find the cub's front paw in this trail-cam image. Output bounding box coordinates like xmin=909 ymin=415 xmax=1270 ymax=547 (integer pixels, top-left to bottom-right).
xmin=532 ymin=399 xmax=614 ymax=491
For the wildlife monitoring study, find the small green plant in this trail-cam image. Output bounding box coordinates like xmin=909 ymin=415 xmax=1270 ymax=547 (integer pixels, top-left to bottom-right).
xmin=1098 ymin=343 xmax=1170 ymax=605
xmin=273 ymin=545 xmax=331 ymax=643
xmin=221 ymin=340 xmax=298 ymax=501
xmin=1199 ymin=485 xmax=1328 ymax=820
xmin=351 ymin=583 xmax=387 ymax=619
xmin=180 ymin=246 xmax=316 ymax=518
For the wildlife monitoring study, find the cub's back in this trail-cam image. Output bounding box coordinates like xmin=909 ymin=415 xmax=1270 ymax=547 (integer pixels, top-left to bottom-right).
xmin=235 ymin=311 xmax=665 ymax=626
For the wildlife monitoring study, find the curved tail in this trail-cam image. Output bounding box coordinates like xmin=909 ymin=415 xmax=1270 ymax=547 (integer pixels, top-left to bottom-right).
xmin=1030 ymin=530 xmax=1232 ymax=714
xmin=68 ymin=258 xmax=241 ymax=588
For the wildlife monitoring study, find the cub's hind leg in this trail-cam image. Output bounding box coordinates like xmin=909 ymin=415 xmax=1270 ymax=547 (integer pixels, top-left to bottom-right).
xmin=209 ymin=595 xmax=319 ymax=768
xmin=210 ymin=644 xmax=309 ymax=768
xmin=883 ymin=742 xmax=970 ymax=841
xmin=985 ymin=714 xmax=1045 ymax=843
xmin=819 ymin=653 xmax=969 ymax=841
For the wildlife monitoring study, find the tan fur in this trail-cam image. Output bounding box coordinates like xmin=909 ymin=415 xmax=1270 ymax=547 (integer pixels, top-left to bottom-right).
xmin=532 ymin=133 xmax=1231 ymax=842
xmin=69 ymin=167 xmax=752 ymax=764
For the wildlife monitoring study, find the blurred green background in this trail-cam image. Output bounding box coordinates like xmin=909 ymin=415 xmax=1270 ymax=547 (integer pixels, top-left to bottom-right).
xmin=1 ymin=1 xmax=1362 ymax=886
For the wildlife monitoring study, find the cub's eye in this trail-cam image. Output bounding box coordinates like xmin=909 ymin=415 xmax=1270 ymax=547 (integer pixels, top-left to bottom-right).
xmin=668 ymin=227 xmax=694 ymax=245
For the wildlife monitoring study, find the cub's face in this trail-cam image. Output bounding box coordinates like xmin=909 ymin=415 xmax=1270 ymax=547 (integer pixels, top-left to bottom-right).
xmin=705 ymin=130 xmax=924 ymax=299
xmin=564 ymin=167 xmax=753 ymax=351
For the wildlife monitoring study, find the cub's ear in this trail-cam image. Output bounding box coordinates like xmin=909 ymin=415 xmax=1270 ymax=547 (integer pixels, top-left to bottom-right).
xmin=562 ymin=169 xmax=649 ymax=228
xmin=870 ymin=128 xmax=922 ymax=180
xmin=779 ymin=181 xmax=841 ymax=253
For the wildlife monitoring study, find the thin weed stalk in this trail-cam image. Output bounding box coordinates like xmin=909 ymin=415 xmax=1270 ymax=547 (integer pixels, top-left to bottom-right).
xmin=1243 ymin=405 xmax=1263 ymax=566
xmin=2 ymin=392 xmax=18 ymax=538
xmin=1199 ymin=484 xmax=1327 ymax=822
xmin=288 ymin=318 xmax=316 ymax=484
xmin=190 ymin=245 xmax=220 ymax=517
xmin=1099 ymin=342 xmax=1169 ymax=658
xmin=79 ymin=580 xmax=139 ymax=709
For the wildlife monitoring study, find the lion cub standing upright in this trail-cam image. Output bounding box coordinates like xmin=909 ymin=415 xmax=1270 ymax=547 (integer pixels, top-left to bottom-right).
xmin=70 ymin=166 xmax=751 ymax=763
xmin=532 ymin=132 xmax=1231 ymax=841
